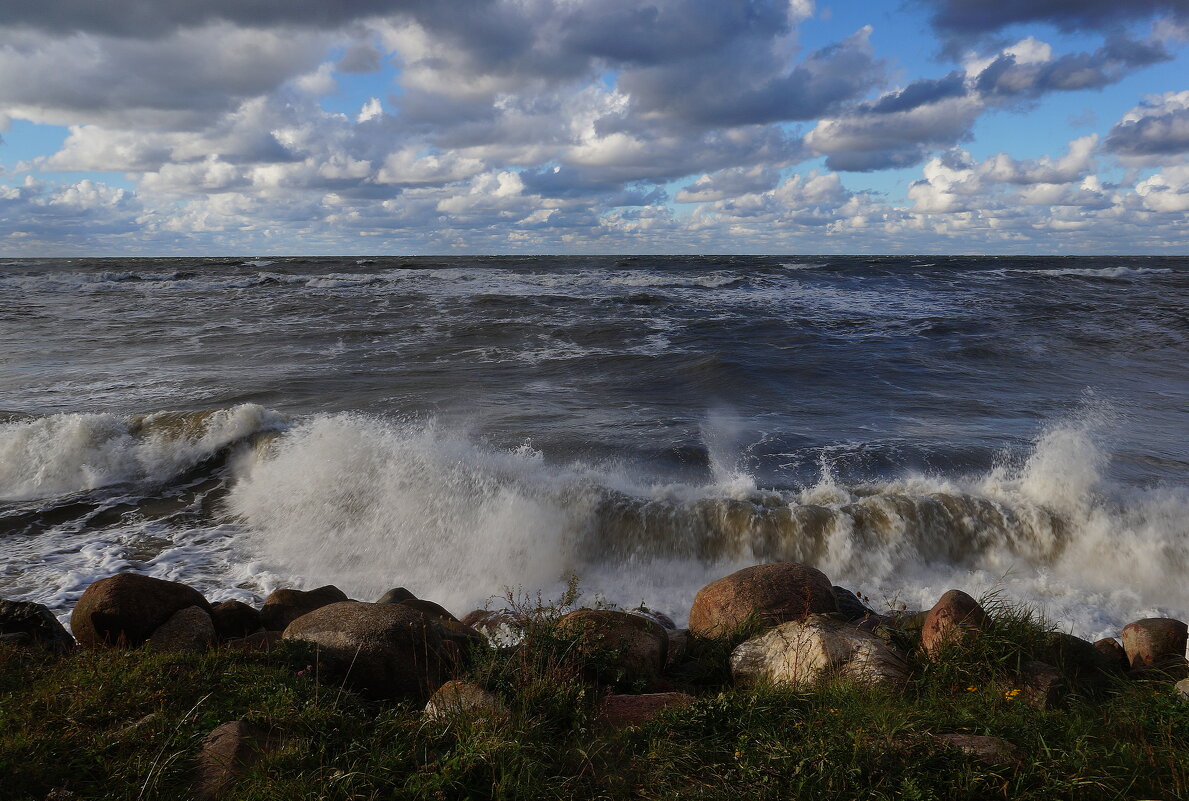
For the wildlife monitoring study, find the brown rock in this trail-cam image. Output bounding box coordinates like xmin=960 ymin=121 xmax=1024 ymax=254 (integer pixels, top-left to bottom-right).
xmin=70 ymin=573 xmax=211 ymax=648
xmin=557 ymin=608 xmax=669 ymax=683
xmin=224 ymin=630 xmax=283 ymax=653
xmin=424 ymin=680 xmax=508 ymax=723
xmin=1039 ymin=631 xmax=1119 ymax=689
xmin=376 ymin=587 xmax=416 ymax=604
xmin=596 ymin=692 xmax=694 ymax=729
xmin=666 ymin=628 xmax=690 ymax=668
xmin=282 ymin=601 xmax=447 ymax=700
xmin=1019 ymin=660 xmax=1065 ymax=709
xmin=1092 ymin=637 xmax=1129 ymax=673
xmin=260 ymin=585 xmax=348 ymax=631
xmin=1121 ymin=618 xmax=1188 ymax=670
xmin=0 ymin=599 xmax=75 ymax=654
xmin=687 ymin=562 xmax=837 ymax=639
xmin=399 ymin=597 xmax=460 ymax=623
xmin=920 ymin=590 xmax=989 ymax=656
xmin=629 ymin=606 xmax=677 ymax=630
xmin=935 ymin=733 xmax=1019 ymax=767
xmin=210 ymin=601 xmax=261 ymax=640
xmin=1175 ymin=677 xmax=1189 ymax=701
xmin=148 ymin=606 xmax=215 ymax=653
xmin=195 ymin=720 xmax=273 ymax=799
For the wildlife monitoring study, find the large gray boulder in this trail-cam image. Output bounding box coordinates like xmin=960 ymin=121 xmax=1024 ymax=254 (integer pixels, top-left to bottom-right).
xmin=281 ymin=601 xmax=447 ymax=700
xmin=688 ymin=562 xmax=837 ymax=638
xmin=71 ymin=573 xmax=211 ymax=648
xmin=730 ymin=614 xmax=910 ymax=689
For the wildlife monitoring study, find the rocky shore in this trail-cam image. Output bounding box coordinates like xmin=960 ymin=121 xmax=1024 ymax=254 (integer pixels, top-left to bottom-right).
xmin=2 ymin=562 xmax=1188 ymax=800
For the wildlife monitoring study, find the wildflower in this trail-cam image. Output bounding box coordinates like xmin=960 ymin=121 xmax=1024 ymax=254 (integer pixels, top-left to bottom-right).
xmin=966 ymin=686 xmax=978 ymax=692
xmin=1004 ymin=689 xmax=1021 ymax=700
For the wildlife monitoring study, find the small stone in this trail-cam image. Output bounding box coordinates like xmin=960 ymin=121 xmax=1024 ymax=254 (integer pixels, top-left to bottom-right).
xmin=195 ymin=720 xmax=273 ymax=799
xmin=831 ymin=586 xmax=873 ymax=622
xmin=424 ymin=680 xmax=508 ymax=723
xmin=1174 ymin=677 xmax=1189 ymax=701
xmin=148 ymin=606 xmax=216 ymax=653
xmin=260 ymin=585 xmax=348 ymax=631
xmin=920 ymin=590 xmax=989 ymax=656
xmin=1121 ymin=618 xmax=1188 ymax=670
xmin=596 ymin=692 xmax=694 ymax=729
xmin=224 ymin=630 xmax=283 ymax=653
xmin=936 ymin=733 xmax=1019 ymax=767
xmin=629 ymin=606 xmax=677 ymax=630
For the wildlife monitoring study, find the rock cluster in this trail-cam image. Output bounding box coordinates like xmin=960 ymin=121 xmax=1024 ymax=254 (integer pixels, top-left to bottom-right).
xmin=3 ymin=560 xmax=1188 ymax=796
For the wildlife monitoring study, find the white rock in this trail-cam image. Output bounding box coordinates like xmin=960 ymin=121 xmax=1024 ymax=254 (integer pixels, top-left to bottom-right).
xmin=730 ymin=614 xmax=909 ymax=688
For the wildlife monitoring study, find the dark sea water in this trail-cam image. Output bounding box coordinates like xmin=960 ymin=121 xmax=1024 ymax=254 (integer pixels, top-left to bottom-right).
xmin=1 ymin=255 xmax=1186 ymax=638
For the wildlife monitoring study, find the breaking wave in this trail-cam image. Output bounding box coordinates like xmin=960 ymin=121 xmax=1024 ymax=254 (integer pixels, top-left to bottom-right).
xmin=0 ymin=404 xmax=287 ymax=501
xmin=227 ymin=410 xmax=1188 ymax=639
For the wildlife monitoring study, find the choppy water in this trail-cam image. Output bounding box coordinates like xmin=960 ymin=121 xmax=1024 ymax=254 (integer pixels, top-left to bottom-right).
xmin=1 ymin=255 xmax=1186 ymax=639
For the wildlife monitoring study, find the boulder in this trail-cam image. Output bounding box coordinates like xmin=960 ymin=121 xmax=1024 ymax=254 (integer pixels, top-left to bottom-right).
xmin=595 ymin=692 xmax=694 ymax=729
xmin=148 ymin=606 xmax=216 ymax=653
xmin=666 ymin=629 xmax=690 ymax=668
xmin=935 ymin=734 xmax=1019 ymax=767
xmin=399 ymin=598 xmax=460 ymax=624
xmin=557 ymin=608 xmax=668 ymax=683
xmin=1039 ymin=631 xmax=1119 ymax=688
xmin=195 ymin=720 xmax=274 ymax=799
xmin=629 ymin=606 xmax=677 ymax=630
xmin=688 ymin=562 xmax=837 ymax=638
xmin=71 ymin=573 xmax=212 ymax=648
xmin=424 ymin=680 xmax=508 ymax=723
xmin=1121 ymin=618 xmax=1188 ymax=670
xmin=0 ymin=599 xmax=75 ymax=653
xmin=282 ymin=601 xmax=447 ymax=701
xmin=376 ymin=587 xmax=416 ymax=604
xmin=225 ymin=630 xmax=283 ymax=653
xmin=730 ymin=614 xmax=910 ymax=689
xmin=210 ymin=601 xmax=261 ymax=640
xmin=1092 ymin=637 xmax=1129 ymax=673
xmin=260 ymin=585 xmax=348 ymax=632
xmin=462 ymin=609 xmax=528 ymax=647
xmin=1019 ymin=660 xmax=1065 ymax=709
xmin=920 ymin=590 xmax=989 ymax=656
xmin=832 ymin=586 xmax=874 ymax=622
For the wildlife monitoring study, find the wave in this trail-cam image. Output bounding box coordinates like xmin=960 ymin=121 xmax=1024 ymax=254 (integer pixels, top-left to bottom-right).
xmin=0 ymin=404 xmax=287 ymax=502
xmin=1031 ymin=266 xmax=1174 ymax=279
xmin=227 ymin=410 xmax=1188 ymax=639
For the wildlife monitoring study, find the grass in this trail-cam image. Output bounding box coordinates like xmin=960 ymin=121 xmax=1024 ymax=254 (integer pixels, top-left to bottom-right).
xmin=1 ymin=592 xmax=1186 ymax=801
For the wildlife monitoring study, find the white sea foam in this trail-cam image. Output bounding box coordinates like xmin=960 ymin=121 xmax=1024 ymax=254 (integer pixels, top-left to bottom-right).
xmin=0 ymin=404 xmax=286 ymax=501
xmin=225 ymin=409 xmax=1188 ymax=640
xmin=1033 ymin=266 xmax=1173 ymax=279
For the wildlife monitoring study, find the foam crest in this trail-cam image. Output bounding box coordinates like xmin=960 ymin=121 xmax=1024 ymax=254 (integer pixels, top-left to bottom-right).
xmin=0 ymin=404 xmax=286 ymax=501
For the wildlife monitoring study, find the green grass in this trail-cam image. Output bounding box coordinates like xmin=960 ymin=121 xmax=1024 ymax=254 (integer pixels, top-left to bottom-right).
xmin=1 ymin=594 xmax=1186 ymax=801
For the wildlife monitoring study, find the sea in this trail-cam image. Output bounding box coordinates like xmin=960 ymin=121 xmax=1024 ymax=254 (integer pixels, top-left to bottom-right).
xmin=1 ymin=255 xmax=1186 ymax=640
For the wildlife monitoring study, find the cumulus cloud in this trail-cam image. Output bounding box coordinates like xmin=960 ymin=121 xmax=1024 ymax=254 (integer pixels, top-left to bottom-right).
xmin=919 ymin=0 xmax=1189 ymax=37
xmin=1106 ymin=91 xmax=1189 ymax=159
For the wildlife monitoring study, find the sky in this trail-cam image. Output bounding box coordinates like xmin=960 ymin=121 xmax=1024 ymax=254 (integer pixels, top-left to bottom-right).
xmin=0 ymin=0 xmax=1187 ymax=255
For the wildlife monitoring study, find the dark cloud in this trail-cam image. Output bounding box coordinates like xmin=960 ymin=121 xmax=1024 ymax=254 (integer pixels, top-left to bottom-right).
xmin=920 ymin=0 xmax=1188 ymax=37
xmin=1106 ymin=98 xmax=1189 ymax=156
xmin=338 ymin=42 xmax=382 ymax=73
xmin=975 ymin=37 xmax=1170 ymax=98
xmin=862 ymin=71 xmax=967 ymax=114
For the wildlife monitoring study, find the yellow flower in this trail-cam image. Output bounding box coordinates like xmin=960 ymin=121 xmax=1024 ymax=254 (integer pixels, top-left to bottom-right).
xmin=966 ymin=686 xmax=978 ymax=692
xmin=1004 ymin=689 xmax=1021 ymax=700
